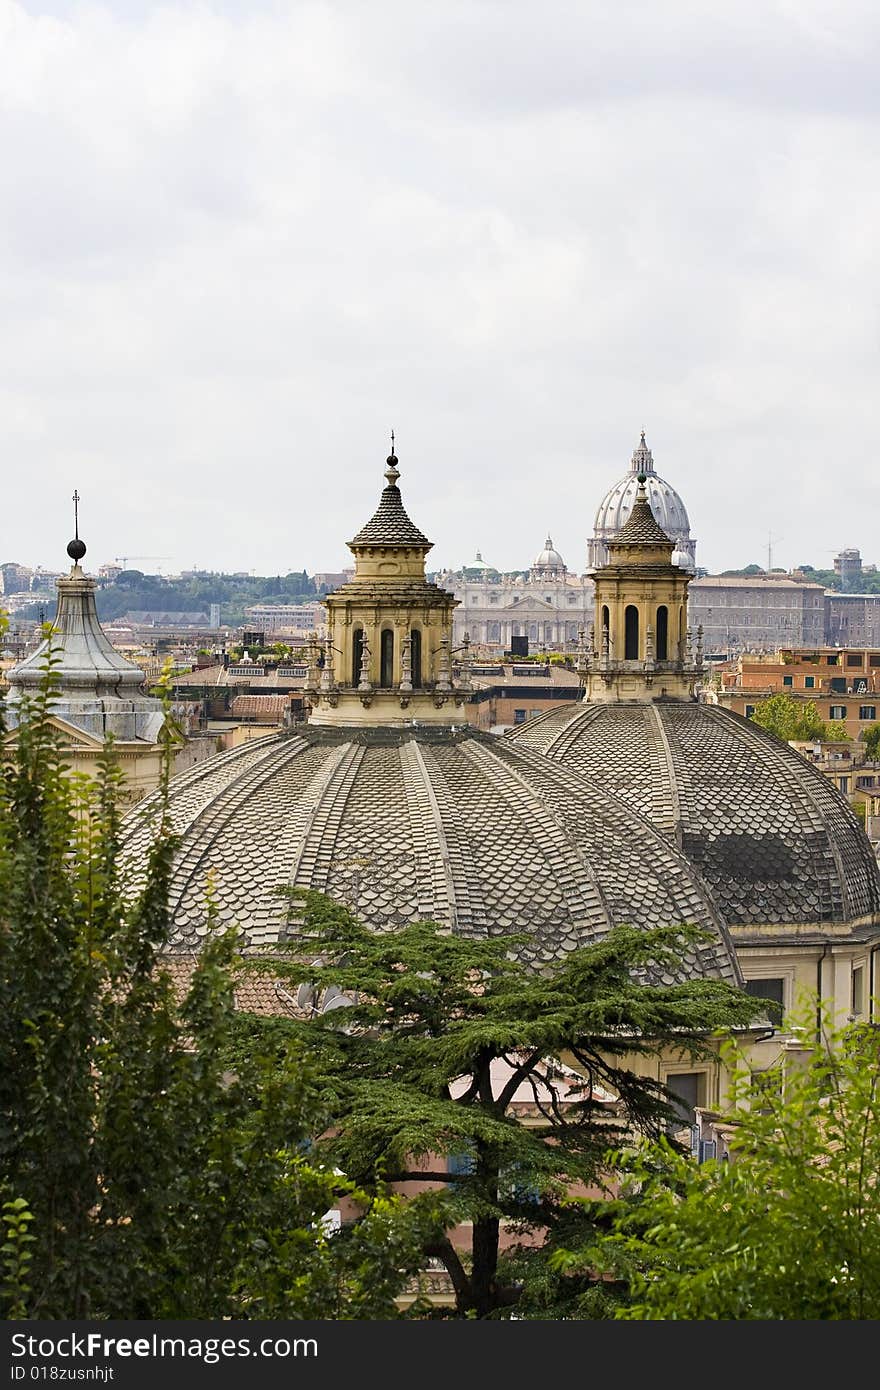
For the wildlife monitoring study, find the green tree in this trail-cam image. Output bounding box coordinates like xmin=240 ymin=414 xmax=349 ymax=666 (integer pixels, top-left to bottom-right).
xmin=232 ymin=890 xmax=765 ymax=1320
xmin=553 ymin=1006 xmax=880 ymax=1319
xmin=864 ymin=723 xmax=880 ymax=761
xmin=750 ymin=691 xmax=829 ymax=742
xmin=0 ymin=659 xmax=439 ymax=1319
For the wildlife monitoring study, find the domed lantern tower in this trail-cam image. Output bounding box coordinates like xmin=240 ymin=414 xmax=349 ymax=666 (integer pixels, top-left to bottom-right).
xmin=4 ymin=494 xmax=166 ymax=803
xmin=307 ymin=440 xmax=472 ymax=728
xmin=581 ymin=472 xmax=702 ymax=702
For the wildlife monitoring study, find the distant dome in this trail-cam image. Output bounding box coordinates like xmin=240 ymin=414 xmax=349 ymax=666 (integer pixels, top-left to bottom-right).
xmin=120 ymin=724 xmax=738 ymax=981
xmin=510 ymin=703 xmax=880 ymax=932
xmin=588 ymin=433 xmax=695 ymax=570
xmin=671 ymin=548 xmax=694 ymax=570
xmin=531 ymin=535 xmax=566 ymax=580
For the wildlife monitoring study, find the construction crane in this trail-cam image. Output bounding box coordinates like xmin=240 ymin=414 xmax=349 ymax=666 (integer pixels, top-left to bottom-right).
xmin=114 ymin=556 xmax=171 ymax=573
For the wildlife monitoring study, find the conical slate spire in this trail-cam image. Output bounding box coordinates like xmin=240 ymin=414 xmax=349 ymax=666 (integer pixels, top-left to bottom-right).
xmin=348 ymin=440 xmax=432 ymax=549
xmin=613 ymin=474 xmax=673 ymax=546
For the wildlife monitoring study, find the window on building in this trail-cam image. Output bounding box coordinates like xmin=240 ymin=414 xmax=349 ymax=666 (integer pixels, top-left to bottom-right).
xmin=847 ymin=654 xmax=863 ymax=667
xmin=830 ymin=705 xmax=847 ymax=720
xmin=656 ymin=605 xmax=668 ymax=661
xmin=410 ymin=630 xmax=422 ymax=687
xmin=851 ymin=965 xmax=865 ymax=1017
xmin=857 ymin=776 xmax=876 ymax=789
xmin=665 ymin=1072 xmax=705 ymax=1127
xmin=827 ymin=654 xmax=839 ymax=665
xmin=352 ymin=627 xmax=364 ymax=686
xmin=624 ymin=605 xmax=639 ymax=660
xmin=859 ymin=705 xmax=876 ymax=721
xmin=839 ymin=776 xmax=850 ymax=794
xmin=870 ymin=653 xmax=880 ymax=666
xmin=745 ymin=704 xmax=756 ymax=718
xmin=513 ymin=709 xmax=527 ymax=724
xmin=783 ymin=675 xmax=793 ymax=687
xmin=380 ymin=629 xmax=394 ymax=688
xmin=447 ymin=1151 xmax=476 ymax=1181
xmin=744 ymin=977 xmax=785 ymax=1020
xmin=830 ymin=677 xmax=847 ymax=693
xmin=804 ymin=676 xmax=815 ymax=689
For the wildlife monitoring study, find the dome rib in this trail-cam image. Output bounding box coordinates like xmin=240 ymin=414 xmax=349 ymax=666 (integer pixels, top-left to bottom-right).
xmin=458 ymin=738 xmax=614 ymax=946
xmin=410 ymin=740 xmax=488 ymax=937
xmin=121 ymin=726 xmax=742 ymax=978
xmin=510 ymin=700 xmax=880 ymax=934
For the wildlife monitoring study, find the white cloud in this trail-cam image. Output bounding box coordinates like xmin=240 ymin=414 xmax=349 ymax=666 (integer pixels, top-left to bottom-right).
xmin=0 ymin=0 xmax=878 ymax=578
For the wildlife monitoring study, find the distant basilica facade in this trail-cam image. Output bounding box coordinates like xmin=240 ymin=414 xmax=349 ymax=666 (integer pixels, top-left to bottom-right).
xmin=439 ymin=536 xmax=593 ymax=651
xmin=441 ymin=432 xmax=695 ymax=652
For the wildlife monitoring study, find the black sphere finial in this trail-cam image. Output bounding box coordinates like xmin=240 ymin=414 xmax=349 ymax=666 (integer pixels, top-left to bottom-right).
xmin=68 ymin=489 xmax=86 ymax=561
xmin=386 ymin=427 xmax=398 ymax=467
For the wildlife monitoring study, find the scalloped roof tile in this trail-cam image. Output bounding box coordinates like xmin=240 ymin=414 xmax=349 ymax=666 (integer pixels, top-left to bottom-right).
xmin=612 ymin=492 xmax=673 ymax=546
xmin=349 ymin=484 xmax=431 ymax=548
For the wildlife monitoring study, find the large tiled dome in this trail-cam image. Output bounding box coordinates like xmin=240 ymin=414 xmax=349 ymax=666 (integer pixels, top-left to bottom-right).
xmin=510 ymin=701 xmax=880 ymax=935
xmin=120 ymin=723 xmax=739 ymax=982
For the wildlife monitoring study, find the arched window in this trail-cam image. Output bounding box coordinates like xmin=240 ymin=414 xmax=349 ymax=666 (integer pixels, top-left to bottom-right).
xmin=601 ymin=604 xmax=610 ymax=635
xmin=624 ymin=605 xmax=639 ymax=660
xmin=656 ymin=605 xmax=668 ymax=661
xmin=380 ymin=629 xmax=394 ymax=688
xmin=352 ymin=627 xmax=364 ymax=686
xmin=410 ymin=629 xmax=422 ymax=687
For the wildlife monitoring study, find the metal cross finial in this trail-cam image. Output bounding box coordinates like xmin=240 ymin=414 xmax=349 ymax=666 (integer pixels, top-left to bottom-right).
xmin=72 ymin=489 xmax=81 ymax=539
xmin=390 ymin=429 xmax=395 ymax=453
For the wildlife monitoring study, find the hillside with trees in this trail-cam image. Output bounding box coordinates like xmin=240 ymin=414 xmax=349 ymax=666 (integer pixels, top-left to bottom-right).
xmin=15 ymin=569 xmax=319 ymax=625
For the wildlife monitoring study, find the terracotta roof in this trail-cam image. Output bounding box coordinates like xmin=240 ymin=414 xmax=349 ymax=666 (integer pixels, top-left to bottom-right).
xmin=162 ymin=954 xmax=309 ymax=1017
xmin=230 ymin=694 xmax=290 ymax=717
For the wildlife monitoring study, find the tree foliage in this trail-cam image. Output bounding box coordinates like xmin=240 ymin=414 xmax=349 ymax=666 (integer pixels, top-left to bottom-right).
xmin=231 ymin=890 xmax=765 ymax=1320
xmin=0 ymin=657 xmax=439 ymax=1319
xmin=16 ymin=569 xmax=319 ymax=626
xmin=750 ymin=691 xmax=831 ymax=742
xmin=551 ymin=1006 xmax=880 ymax=1319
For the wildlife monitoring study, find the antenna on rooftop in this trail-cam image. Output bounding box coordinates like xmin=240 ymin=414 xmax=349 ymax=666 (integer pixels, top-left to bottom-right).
xmin=767 ymin=531 xmax=784 ymax=572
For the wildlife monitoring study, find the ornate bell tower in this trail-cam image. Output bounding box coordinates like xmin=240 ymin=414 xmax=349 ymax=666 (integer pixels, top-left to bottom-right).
xmin=307 ymin=441 xmax=472 ymax=727
xmin=578 ymin=473 xmax=703 ymax=702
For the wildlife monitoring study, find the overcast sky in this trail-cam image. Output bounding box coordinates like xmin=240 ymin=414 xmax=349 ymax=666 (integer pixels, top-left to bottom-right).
xmin=2 ymin=0 xmax=878 ymax=579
